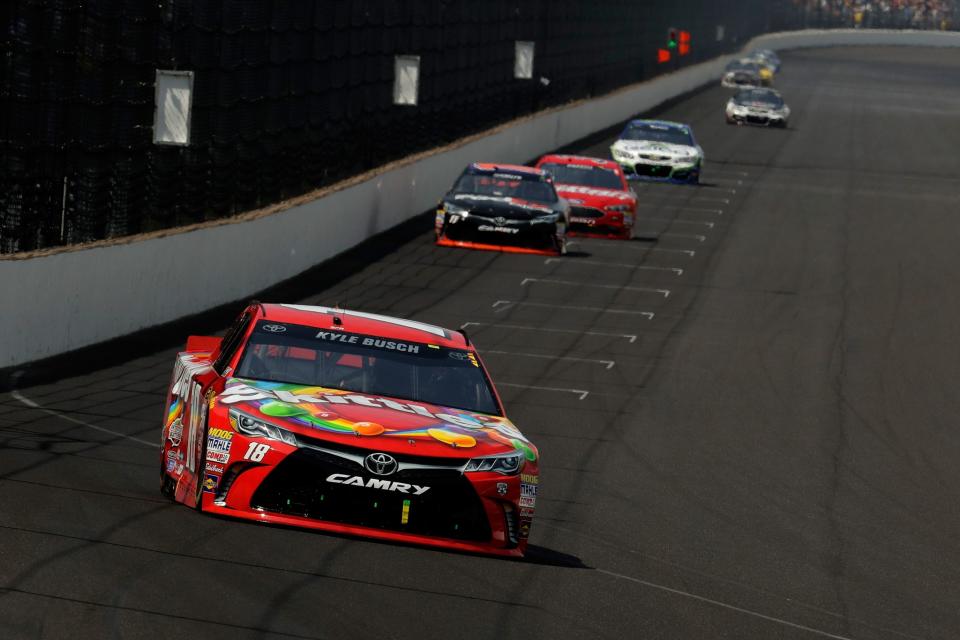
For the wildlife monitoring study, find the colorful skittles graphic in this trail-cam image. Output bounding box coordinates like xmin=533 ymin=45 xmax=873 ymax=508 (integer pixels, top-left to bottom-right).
xmin=219 ymin=379 xmax=538 ymax=461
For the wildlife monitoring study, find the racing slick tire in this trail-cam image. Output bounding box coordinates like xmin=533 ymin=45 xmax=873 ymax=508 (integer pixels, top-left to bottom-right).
xmin=554 ymin=234 xmax=568 ymax=256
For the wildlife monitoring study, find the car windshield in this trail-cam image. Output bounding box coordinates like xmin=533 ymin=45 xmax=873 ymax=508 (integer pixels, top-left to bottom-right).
xmin=726 ymin=60 xmax=759 ymax=72
xmin=452 ymin=172 xmax=557 ymax=203
xmin=735 ymin=90 xmax=783 ymax=107
xmin=235 ymin=322 xmax=500 ymax=415
xmin=539 ymin=163 xmax=622 ymax=189
xmin=620 ymin=123 xmax=692 ymax=146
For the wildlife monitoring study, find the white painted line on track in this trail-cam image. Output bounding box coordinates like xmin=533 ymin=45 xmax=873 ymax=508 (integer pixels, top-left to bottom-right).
xmin=544 ymin=257 xmax=683 ymax=275
xmin=11 ymin=389 xmax=159 ymax=448
xmin=596 ymin=569 xmax=853 ymax=640
xmin=711 ymin=178 xmax=744 ymax=186
xmin=637 ymin=218 xmax=714 ymax=228
xmin=636 ymin=203 xmax=724 ymax=214
xmin=520 ymin=278 xmax=670 ymax=297
xmin=497 ymin=383 xmax=590 ymax=400
xmin=690 ymin=197 xmax=730 ymax=204
xmin=492 ymin=300 xmax=655 ymax=319
xmin=460 ymin=322 xmax=638 ymax=343
xmin=707 ymin=169 xmax=750 ymax=177
xmin=482 ymin=350 xmax=615 ymax=370
xmin=567 ymin=240 xmax=694 ymax=257
xmin=660 ymin=232 xmax=707 ymax=242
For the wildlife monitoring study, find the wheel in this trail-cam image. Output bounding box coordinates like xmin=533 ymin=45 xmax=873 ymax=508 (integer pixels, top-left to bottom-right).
xmin=554 ymin=235 xmax=567 ymax=256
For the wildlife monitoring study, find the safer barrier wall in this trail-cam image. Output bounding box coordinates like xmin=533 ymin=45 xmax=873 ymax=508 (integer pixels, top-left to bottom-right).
xmin=3 ymin=29 xmax=960 ymax=369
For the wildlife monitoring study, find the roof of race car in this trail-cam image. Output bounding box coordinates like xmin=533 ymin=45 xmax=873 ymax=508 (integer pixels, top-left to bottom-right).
xmin=536 ymin=154 xmax=620 ymax=170
xmin=469 ymin=163 xmax=547 ymax=177
xmin=256 ymin=304 xmax=469 ymax=349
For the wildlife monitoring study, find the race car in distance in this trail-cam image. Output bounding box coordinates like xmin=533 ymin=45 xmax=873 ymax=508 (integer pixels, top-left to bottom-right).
xmin=160 ymin=302 xmax=540 ymax=557
xmin=534 ymin=154 xmax=637 ymax=239
xmin=748 ymin=48 xmax=781 ymax=73
xmin=726 ymin=87 xmax=791 ymax=127
xmin=610 ymin=120 xmax=704 ymax=184
xmin=721 ymin=58 xmax=771 ymax=88
xmin=436 ymin=163 xmax=569 ymax=255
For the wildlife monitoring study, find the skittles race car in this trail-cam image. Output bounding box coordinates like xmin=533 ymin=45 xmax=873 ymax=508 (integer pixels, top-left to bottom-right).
xmin=610 ymin=120 xmax=704 ymax=184
xmin=535 ymin=154 xmax=637 ymax=239
xmin=436 ymin=163 xmax=569 ymax=255
xmin=160 ymin=302 xmax=540 ymax=557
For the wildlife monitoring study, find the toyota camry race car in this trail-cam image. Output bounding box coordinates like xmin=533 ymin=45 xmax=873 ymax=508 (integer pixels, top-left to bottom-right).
xmin=610 ymin=120 xmax=704 ymax=184
xmin=726 ymin=87 xmax=791 ymax=127
xmin=160 ymin=303 xmax=540 ymax=557
xmin=721 ymin=59 xmax=771 ymax=88
xmin=535 ymin=154 xmax=637 ymax=239
xmin=435 ymin=163 xmax=569 ymax=255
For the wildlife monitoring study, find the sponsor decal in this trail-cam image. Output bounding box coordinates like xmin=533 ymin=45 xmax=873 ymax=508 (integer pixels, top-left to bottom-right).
xmin=519 ymin=496 xmax=536 ymax=508
xmin=315 ymin=331 xmax=421 ymax=354
xmin=326 ymin=473 xmax=430 ymax=495
xmin=520 ymin=508 xmax=535 ymax=518
xmin=478 ymin=225 xmax=519 ymax=234
xmin=364 ymin=452 xmax=398 ymax=476
xmin=520 ymin=522 xmax=530 ymax=539
xmin=261 ymin=324 xmax=287 ymax=333
xmin=496 ymin=482 xmax=508 ymax=496
xmin=559 ymin=185 xmax=633 ymax=200
xmin=167 ymin=418 xmax=183 ymax=446
xmin=520 ymin=483 xmax=537 ymax=498
xmin=205 ymin=462 xmax=225 ymax=474
xmin=208 ymin=427 xmax=233 ymax=440
xmin=218 ymin=381 xmax=537 ymax=459
xmin=520 ymin=473 xmax=539 ymax=485
xmin=570 ymin=217 xmax=596 ymax=225
xmin=202 ymin=474 xmax=219 ymax=493
xmin=492 ymin=173 xmax=524 ymax=180
xmin=165 ymin=450 xmax=177 ymax=472
xmin=207 ymin=435 xmax=231 ymax=458
xmin=206 ymin=450 xmax=229 ymax=464
xmin=174 ymin=463 xmax=185 ymax=476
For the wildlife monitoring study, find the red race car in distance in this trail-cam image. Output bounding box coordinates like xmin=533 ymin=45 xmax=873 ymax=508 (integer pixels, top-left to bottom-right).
xmin=535 ymin=154 xmax=637 ymax=240
xmin=159 ymin=302 xmax=539 ymax=557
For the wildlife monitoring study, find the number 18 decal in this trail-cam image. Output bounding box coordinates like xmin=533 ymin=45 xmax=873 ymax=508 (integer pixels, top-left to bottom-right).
xmin=243 ymin=442 xmax=270 ymax=462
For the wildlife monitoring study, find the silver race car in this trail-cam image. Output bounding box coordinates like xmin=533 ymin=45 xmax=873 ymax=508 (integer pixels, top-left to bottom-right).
xmin=725 ymin=87 xmax=791 ymax=128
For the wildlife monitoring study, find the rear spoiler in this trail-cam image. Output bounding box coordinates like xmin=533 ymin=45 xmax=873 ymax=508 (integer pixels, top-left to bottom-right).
xmin=185 ymin=335 xmax=222 ymax=353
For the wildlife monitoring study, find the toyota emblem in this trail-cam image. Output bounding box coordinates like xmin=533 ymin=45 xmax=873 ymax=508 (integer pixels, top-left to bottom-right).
xmin=262 ymin=324 xmax=287 ymax=333
xmin=494 ymin=217 xmax=507 ymax=226
xmin=364 ymin=452 xmax=399 ymax=476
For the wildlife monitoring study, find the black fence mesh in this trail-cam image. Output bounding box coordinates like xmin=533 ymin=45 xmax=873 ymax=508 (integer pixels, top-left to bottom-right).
xmin=1 ymin=0 xmax=953 ymax=253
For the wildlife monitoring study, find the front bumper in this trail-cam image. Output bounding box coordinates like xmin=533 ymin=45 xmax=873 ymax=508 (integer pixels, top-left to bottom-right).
xmin=436 ymin=213 xmax=563 ymax=255
xmin=615 ymin=159 xmax=700 ymax=183
xmin=199 ymin=439 xmax=537 ymax=557
xmin=568 ymin=206 xmax=633 ymax=238
xmin=727 ymin=110 xmax=788 ymax=127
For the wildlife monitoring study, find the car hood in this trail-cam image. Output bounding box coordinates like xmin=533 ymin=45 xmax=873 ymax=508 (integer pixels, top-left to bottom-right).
xmin=446 ymin=194 xmax=558 ymax=220
xmin=613 ymin=139 xmax=698 ymax=157
xmin=556 ymin=184 xmax=634 ymax=208
xmin=216 ymin=378 xmax=537 ymax=461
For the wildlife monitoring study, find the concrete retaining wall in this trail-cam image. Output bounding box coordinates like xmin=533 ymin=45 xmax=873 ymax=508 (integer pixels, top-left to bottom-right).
xmin=4 ymin=29 xmax=959 ymax=368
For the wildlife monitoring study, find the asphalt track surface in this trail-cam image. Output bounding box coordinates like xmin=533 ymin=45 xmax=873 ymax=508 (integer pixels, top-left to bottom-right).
xmin=3 ymin=46 xmax=960 ymax=639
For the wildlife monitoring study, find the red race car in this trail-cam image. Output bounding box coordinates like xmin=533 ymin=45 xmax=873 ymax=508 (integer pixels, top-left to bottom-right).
xmin=160 ymin=302 xmax=539 ymax=557
xmin=535 ymin=154 xmax=637 ymax=239
xmin=435 ymin=163 xmax=569 ymax=255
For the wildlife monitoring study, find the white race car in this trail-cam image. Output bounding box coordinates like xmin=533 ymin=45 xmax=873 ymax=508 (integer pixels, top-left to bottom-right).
xmin=610 ymin=120 xmax=703 ymax=184
xmin=725 ymin=87 xmax=791 ymax=128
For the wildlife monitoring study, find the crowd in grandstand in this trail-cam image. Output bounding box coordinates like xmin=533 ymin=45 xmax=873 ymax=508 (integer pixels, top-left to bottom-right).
xmin=791 ymin=0 xmax=955 ymax=29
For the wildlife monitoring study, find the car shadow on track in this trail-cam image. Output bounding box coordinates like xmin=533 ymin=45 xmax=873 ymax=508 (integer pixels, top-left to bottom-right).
xmin=521 ymin=544 xmax=590 ymax=569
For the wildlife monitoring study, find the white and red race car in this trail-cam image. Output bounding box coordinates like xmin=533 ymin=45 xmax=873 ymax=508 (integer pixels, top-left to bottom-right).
xmin=535 ymin=155 xmax=637 ymax=239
